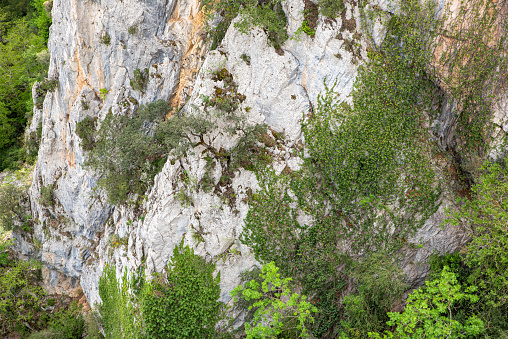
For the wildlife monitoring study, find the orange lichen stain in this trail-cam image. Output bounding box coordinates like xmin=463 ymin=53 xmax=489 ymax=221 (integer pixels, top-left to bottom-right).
xmin=73 ymin=50 xmax=90 ymax=103
xmin=168 ymin=9 xmax=206 ymax=111
xmin=67 ymin=149 xmax=76 ymax=169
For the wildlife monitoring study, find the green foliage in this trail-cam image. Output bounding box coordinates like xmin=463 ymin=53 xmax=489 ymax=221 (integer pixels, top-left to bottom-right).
xmin=28 ymin=301 xmax=85 ymax=339
xmin=99 ymin=266 xmax=141 ymax=339
xmin=99 ymin=88 xmax=109 ymax=101
xmin=99 ymin=243 xmax=225 ymax=339
xmin=318 ymin=0 xmax=345 ymax=18
xmin=128 ymin=25 xmax=138 ymax=34
xmin=205 ymin=68 xmax=246 ymax=114
xmin=340 ymin=253 xmax=407 ymax=337
xmin=241 ymin=0 xmax=443 ymax=335
xmin=240 ymin=53 xmax=251 ymax=65
xmin=85 ymin=100 xmax=170 ymax=204
xmin=75 ymin=116 xmax=97 ymax=151
xmin=229 ymin=124 xmax=274 ymax=172
xmin=234 ymin=0 xmax=288 ymax=50
xmin=447 ymin=161 xmax=508 ymax=304
xmin=201 ymin=0 xmax=243 ymax=50
xmin=23 ymin=124 xmax=42 ymax=165
xmin=438 ymin=161 xmax=508 ymax=337
xmin=202 ymin=0 xmax=288 ymax=50
xmin=141 ymin=240 xmax=224 ymax=338
xmin=294 ymin=20 xmax=315 ymax=39
xmin=231 ymin=262 xmax=317 ymax=339
xmin=39 ymin=184 xmax=54 ymax=207
xmin=0 ymin=259 xmax=45 ymax=336
xmin=0 ymin=183 xmax=26 ymax=231
xmin=81 ymin=99 xmax=90 ymax=110
xmin=35 ymin=78 xmax=59 ymax=108
xmin=31 ymin=0 xmax=52 ymax=44
xmin=130 ymin=68 xmax=149 ymax=93
xmin=369 ymin=267 xmax=485 ymax=339
xmin=100 ymin=32 xmax=111 ymax=45
xmin=0 ymin=11 xmax=49 ymax=171
xmin=84 ymin=311 xmax=105 ymax=339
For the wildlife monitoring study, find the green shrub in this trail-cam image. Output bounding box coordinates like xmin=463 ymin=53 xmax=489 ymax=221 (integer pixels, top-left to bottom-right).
xmin=98 ymin=241 xmax=224 ymax=338
xmin=85 ymin=100 xmax=171 ymax=204
xmin=130 ymin=68 xmax=149 ymax=93
xmin=0 ymin=183 xmax=25 ymax=231
xmin=81 ymin=99 xmax=90 ymax=110
xmin=98 ymin=266 xmax=141 ymax=339
xmin=23 ymin=127 xmax=41 ymax=165
xmin=234 ymin=0 xmax=288 ymax=50
xmin=369 ymin=267 xmax=485 ymax=339
xmin=442 ymin=161 xmax=508 ymax=337
xmin=84 ymin=311 xmax=104 ymax=339
xmin=39 ymin=184 xmax=54 ymax=207
xmin=202 ymin=0 xmax=288 ymax=50
xmin=35 ymin=79 xmax=59 ymax=108
xmin=75 ymin=116 xmax=97 ymax=151
xmin=340 ymin=253 xmax=408 ymax=337
xmin=128 ymin=25 xmax=138 ymax=34
xmin=231 ymin=262 xmax=317 ymax=338
xmin=0 ymin=259 xmax=45 ymax=336
xmin=41 ymin=301 xmax=85 ymax=339
xmin=318 ymin=0 xmax=345 ymax=18
xmin=141 ymin=240 xmax=224 ymax=338
xmin=99 ymin=88 xmax=109 ymax=101
xmin=100 ymin=32 xmax=111 ymax=45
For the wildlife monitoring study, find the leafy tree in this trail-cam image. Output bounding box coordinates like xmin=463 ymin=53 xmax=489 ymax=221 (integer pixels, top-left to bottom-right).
xmin=369 ymin=267 xmax=485 ymax=339
xmin=0 ymin=259 xmax=45 ymax=336
xmin=230 ymin=262 xmax=317 ymax=339
xmin=30 ymin=0 xmax=51 ymax=44
xmin=447 ymin=161 xmax=508 ymax=305
xmin=141 ymin=241 xmax=224 ymax=338
xmin=98 ymin=266 xmax=141 ymax=339
xmin=86 ymin=101 xmax=171 ymax=204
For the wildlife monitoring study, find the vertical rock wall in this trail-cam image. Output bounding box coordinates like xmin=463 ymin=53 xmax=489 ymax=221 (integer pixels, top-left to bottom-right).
xmin=15 ymin=0 xmax=502 ymax=312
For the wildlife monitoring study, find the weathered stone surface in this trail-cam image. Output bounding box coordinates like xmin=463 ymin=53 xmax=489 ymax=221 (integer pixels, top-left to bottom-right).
xmin=12 ymin=0 xmax=508 ymax=320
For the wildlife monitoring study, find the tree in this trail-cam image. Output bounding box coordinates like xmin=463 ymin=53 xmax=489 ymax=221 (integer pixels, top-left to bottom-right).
xmin=141 ymin=241 xmax=224 ymax=338
xmin=231 ymin=262 xmax=317 ymax=338
xmin=369 ymin=267 xmax=485 ymax=339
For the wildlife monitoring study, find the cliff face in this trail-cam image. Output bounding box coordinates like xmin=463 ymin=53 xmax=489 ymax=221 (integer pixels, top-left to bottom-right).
xmin=14 ymin=0 xmax=504 ymax=310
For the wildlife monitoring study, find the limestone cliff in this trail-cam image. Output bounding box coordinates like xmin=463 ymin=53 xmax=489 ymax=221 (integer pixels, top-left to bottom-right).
xmin=13 ymin=0 xmax=507 ymax=314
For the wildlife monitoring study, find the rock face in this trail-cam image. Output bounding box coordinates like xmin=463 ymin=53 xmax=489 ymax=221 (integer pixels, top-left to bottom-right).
xmin=13 ymin=0 xmax=503 ymax=315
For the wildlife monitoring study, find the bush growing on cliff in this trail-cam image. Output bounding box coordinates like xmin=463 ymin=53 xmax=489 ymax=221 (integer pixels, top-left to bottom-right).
xmin=142 ymin=241 xmax=224 ymax=338
xmin=85 ymin=100 xmax=172 ymax=204
xmin=75 ymin=116 xmax=97 ymax=151
xmin=202 ymin=0 xmax=288 ymax=50
xmin=0 ymin=183 xmax=26 ymax=232
xmin=230 ymin=261 xmax=317 ymax=338
xmin=318 ymin=0 xmax=345 ymax=18
xmin=98 ymin=241 xmax=225 ymax=338
xmin=99 ymin=266 xmax=141 ymax=339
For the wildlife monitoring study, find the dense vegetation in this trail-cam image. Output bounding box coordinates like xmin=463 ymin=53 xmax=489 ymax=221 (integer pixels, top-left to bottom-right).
xmin=98 ymin=242 xmax=316 ymax=339
xmin=0 ymin=0 xmax=51 ymax=171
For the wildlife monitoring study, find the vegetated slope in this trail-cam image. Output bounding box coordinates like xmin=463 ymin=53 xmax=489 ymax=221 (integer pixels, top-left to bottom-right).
xmin=0 ymin=0 xmax=51 ymax=170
